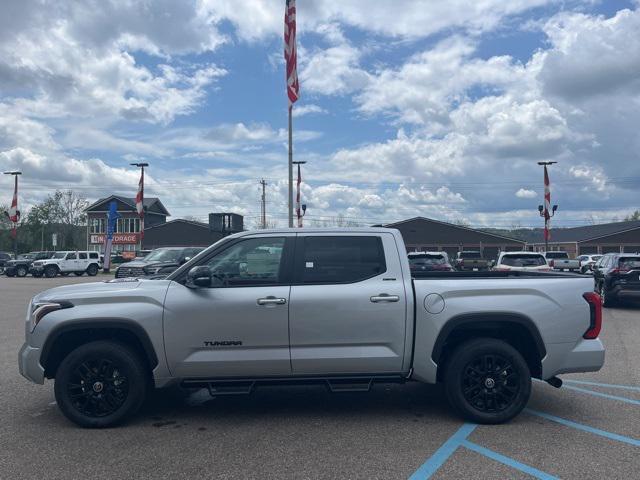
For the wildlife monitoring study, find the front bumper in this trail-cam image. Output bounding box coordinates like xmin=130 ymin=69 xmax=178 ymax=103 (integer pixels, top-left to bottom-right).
xmin=4 ymin=266 xmax=17 ymax=275
xmin=542 ymin=338 xmax=605 ymax=378
xmin=29 ymin=266 xmax=44 ymax=274
xmin=18 ymin=343 xmax=45 ymax=384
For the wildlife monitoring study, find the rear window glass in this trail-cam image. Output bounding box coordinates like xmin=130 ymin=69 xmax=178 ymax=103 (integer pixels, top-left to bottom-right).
xmin=301 ymin=236 xmax=386 ymax=284
xmin=500 ymin=254 xmax=546 ymax=267
xmin=545 ymin=252 xmax=568 ymax=259
xmin=460 ymin=251 xmax=481 ymax=259
xmin=78 ymin=252 xmax=87 ymax=259
xmin=409 ymin=254 xmax=446 ymax=266
xmin=619 ymin=257 xmax=640 ymax=270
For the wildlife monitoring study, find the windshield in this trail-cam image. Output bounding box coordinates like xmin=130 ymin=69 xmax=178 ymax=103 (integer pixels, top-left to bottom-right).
xmin=545 ymin=252 xmax=568 ymax=259
xmin=52 ymin=252 xmax=67 ymax=259
xmin=144 ymin=249 xmax=182 ymax=263
xmin=500 ymin=254 xmax=546 ymax=267
xmin=409 ymin=254 xmax=446 ymax=266
xmin=460 ymin=251 xmax=481 ymax=259
xmin=619 ymin=257 xmax=640 ymax=270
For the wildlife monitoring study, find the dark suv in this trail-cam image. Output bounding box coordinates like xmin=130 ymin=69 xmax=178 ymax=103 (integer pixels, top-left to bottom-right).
xmin=114 ymin=247 xmax=203 ymax=278
xmin=0 ymin=251 xmax=12 ymax=275
xmin=4 ymin=251 xmax=54 ymax=277
xmin=593 ymin=253 xmax=640 ymax=307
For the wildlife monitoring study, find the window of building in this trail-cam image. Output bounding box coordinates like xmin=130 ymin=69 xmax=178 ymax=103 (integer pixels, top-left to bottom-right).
xmin=299 ymin=236 xmax=386 ymax=284
xmin=90 ymin=218 xmax=105 ymax=234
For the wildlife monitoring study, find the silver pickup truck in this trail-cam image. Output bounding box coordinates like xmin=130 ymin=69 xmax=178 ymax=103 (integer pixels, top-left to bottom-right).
xmin=19 ymin=228 xmax=604 ymax=428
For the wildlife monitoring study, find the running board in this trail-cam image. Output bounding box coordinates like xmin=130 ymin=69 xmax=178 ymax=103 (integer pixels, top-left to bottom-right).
xmin=181 ymin=374 xmax=404 ymax=396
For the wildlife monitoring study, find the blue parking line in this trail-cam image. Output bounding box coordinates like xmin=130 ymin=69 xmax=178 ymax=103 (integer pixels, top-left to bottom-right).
xmin=525 ymin=409 xmax=640 ymax=447
xmin=462 ymin=440 xmax=559 ymax=480
xmin=563 ymin=379 xmax=640 ymax=392
xmin=562 ymin=384 xmax=640 ymax=405
xmin=408 ymin=423 xmax=477 ymax=480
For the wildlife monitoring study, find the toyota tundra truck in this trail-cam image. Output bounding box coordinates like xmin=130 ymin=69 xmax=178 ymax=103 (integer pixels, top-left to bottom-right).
xmin=18 ymin=228 xmax=604 ymax=428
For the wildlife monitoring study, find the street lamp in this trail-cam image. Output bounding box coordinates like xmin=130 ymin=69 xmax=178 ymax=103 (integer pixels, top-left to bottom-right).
xmin=3 ymin=170 xmax=22 ymax=257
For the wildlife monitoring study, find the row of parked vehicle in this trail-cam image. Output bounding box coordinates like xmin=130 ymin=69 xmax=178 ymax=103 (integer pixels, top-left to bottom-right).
xmin=408 ymin=250 xmax=602 ymax=274
xmin=1 ymin=246 xmax=205 ymax=279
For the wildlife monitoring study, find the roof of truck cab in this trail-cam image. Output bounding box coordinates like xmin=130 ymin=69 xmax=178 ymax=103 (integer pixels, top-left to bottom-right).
xmin=237 ymin=227 xmax=400 ymax=235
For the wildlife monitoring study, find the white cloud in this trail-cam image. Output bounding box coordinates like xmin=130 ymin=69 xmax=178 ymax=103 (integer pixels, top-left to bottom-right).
xmin=515 ymin=188 xmax=537 ymax=198
xmin=292 ymin=104 xmax=328 ymax=117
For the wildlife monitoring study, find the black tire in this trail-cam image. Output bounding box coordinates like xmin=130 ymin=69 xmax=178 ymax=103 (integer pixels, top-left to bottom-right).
xmin=599 ymin=283 xmax=616 ymax=308
xmin=32 ymin=271 xmax=43 ymax=278
xmin=16 ymin=265 xmax=28 ymax=277
xmin=54 ymin=341 xmax=148 ymax=428
xmin=44 ymin=265 xmax=58 ymax=278
xmin=444 ymin=338 xmax=531 ymax=424
xmin=73 ymin=272 xmax=84 ymax=276
xmin=87 ymin=264 xmax=99 ymax=276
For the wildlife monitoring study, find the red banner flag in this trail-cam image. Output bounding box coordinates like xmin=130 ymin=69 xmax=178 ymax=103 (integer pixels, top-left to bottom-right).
xmin=136 ymin=168 xmax=145 ymax=239
xmin=8 ymin=175 xmax=19 ymax=238
xmin=543 ymin=165 xmax=551 ymax=241
xmin=284 ymin=0 xmax=299 ymax=104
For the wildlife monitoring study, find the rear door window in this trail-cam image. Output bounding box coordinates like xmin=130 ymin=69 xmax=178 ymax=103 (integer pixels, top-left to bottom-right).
xmin=500 ymin=254 xmax=546 ymax=267
xmin=298 ymin=236 xmax=386 ymax=284
xmin=78 ymin=252 xmax=88 ymax=260
xmin=619 ymin=257 xmax=640 ymax=270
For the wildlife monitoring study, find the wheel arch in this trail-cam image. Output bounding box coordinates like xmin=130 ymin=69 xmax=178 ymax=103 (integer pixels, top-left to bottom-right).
xmin=432 ymin=312 xmax=546 ymax=380
xmin=41 ymin=320 xmax=158 ymax=379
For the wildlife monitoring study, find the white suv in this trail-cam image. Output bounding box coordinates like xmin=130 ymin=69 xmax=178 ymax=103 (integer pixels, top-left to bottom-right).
xmin=31 ymin=251 xmax=101 ymax=278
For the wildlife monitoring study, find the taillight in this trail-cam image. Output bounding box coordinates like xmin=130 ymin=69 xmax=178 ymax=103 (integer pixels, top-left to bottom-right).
xmin=582 ymin=292 xmax=602 ymax=339
xmin=609 ymin=268 xmax=629 ymax=275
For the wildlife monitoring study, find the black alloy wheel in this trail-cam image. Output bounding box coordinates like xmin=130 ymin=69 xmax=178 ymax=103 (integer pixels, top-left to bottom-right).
xmin=460 ymin=354 xmax=519 ymax=413
xmin=444 ymin=338 xmax=531 ymax=424
xmin=44 ymin=265 xmax=57 ymax=278
xmin=87 ymin=264 xmax=98 ymax=276
xmin=54 ymin=341 xmax=147 ymax=428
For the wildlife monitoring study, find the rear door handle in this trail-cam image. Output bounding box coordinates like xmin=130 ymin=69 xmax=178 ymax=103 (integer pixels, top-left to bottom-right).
xmin=370 ymin=294 xmax=400 ymax=303
xmin=257 ymin=296 xmax=287 ymax=305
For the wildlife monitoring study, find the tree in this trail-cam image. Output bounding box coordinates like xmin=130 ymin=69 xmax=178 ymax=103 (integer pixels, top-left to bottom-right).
xmin=625 ymin=210 xmax=640 ymax=221
xmin=25 ymin=190 xmax=89 ymax=250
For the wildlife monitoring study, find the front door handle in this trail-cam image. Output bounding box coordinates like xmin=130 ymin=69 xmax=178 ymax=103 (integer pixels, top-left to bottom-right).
xmin=370 ymin=294 xmax=400 ymax=303
xmin=257 ymin=296 xmax=287 ymax=305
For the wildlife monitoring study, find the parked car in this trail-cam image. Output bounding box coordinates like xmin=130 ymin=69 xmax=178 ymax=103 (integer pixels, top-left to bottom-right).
xmin=4 ymin=251 xmax=54 ymax=277
xmin=19 ymin=228 xmax=604 ymax=428
xmin=592 ymin=253 xmax=640 ymax=307
xmin=408 ymin=251 xmax=453 ymax=272
xmin=114 ymin=246 xmax=203 ymax=278
xmin=577 ymin=254 xmax=602 ymax=275
xmin=0 ymin=251 xmax=13 ymax=275
xmin=30 ymin=251 xmax=101 ymax=278
xmin=542 ymin=251 xmax=581 ymax=272
xmin=454 ymin=251 xmax=490 ymax=271
xmin=493 ymin=252 xmax=552 ymax=272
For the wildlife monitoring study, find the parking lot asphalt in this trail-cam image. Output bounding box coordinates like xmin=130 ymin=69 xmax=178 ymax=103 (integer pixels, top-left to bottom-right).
xmin=1 ymin=275 xmax=638 ymax=479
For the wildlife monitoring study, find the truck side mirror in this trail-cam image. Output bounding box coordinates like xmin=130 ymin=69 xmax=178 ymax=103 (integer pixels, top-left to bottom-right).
xmin=186 ymin=266 xmax=211 ymax=288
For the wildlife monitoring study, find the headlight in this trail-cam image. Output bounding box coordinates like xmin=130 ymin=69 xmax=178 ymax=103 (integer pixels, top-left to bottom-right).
xmin=29 ymin=300 xmax=73 ymax=332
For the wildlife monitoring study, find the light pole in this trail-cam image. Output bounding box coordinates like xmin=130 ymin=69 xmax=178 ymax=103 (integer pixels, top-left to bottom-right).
xmin=292 ymin=161 xmax=307 ymax=228
xmin=537 ymin=161 xmax=557 ymax=252
xmin=3 ymin=170 xmax=22 ymax=257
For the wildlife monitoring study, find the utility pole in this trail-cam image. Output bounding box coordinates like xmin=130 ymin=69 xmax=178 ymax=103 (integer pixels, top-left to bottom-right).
xmin=3 ymin=170 xmax=22 ymax=257
xmin=292 ymin=161 xmax=307 ymax=228
xmin=537 ymin=161 xmax=558 ymax=252
xmin=259 ymin=179 xmax=267 ymax=229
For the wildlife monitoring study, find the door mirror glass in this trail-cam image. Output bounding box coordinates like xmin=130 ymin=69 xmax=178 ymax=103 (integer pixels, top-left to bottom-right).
xmin=186 ymin=266 xmax=211 ymax=288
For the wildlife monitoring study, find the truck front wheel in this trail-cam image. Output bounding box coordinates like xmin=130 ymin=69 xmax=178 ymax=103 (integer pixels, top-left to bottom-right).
xmin=444 ymin=338 xmax=531 ymax=424
xmin=54 ymin=341 xmax=148 ymax=428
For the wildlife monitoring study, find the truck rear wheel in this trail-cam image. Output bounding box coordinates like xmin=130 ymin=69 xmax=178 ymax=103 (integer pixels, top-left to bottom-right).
xmin=444 ymin=338 xmax=531 ymax=424
xmin=54 ymin=341 xmax=147 ymax=428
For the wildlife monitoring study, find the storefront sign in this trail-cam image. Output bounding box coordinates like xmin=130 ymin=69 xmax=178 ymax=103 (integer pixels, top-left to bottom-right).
xmin=90 ymin=233 xmax=139 ymax=244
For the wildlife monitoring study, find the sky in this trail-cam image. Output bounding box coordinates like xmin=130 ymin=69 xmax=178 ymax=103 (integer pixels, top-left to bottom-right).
xmin=1 ymin=0 xmax=639 ymax=229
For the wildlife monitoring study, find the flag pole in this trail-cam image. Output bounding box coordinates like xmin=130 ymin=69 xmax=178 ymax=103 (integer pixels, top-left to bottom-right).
xmin=288 ymin=105 xmax=293 ymax=228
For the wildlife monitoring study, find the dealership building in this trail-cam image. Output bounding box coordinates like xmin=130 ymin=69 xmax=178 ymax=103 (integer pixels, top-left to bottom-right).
xmin=85 ymin=195 xmax=243 ymax=253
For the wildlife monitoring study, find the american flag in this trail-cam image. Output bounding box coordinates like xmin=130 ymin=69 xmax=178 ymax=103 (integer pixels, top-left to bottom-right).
xmin=284 ymin=0 xmax=299 ymax=104
xmin=8 ymin=175 xmax=19 ymax=238
xmin=136 ymin=168 xmax=144 ymax=239
xmin=296 ymin=163 xmax=302 ymax=227
xmin=543 ymin=165 xmax=551 ymax=241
